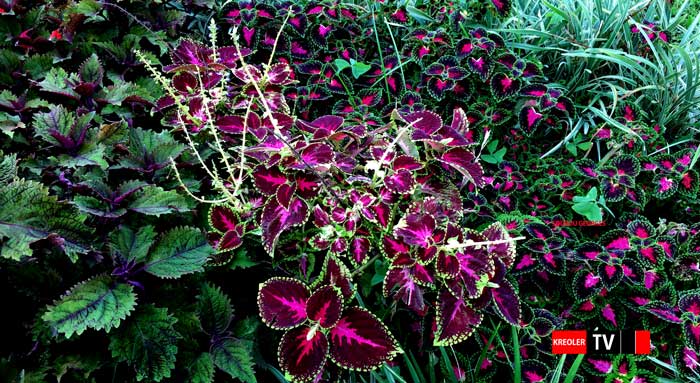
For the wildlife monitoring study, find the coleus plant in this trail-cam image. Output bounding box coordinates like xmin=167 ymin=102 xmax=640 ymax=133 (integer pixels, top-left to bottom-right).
xmin=258 ymin=274 xmax=401 ymax=381
xmin=145 ymin=14 xmax=532 ymax=377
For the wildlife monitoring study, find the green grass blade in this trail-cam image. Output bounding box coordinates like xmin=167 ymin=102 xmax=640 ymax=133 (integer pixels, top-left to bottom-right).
xmin=512 ymin=326 xmax=521 ymax=383
xmin=563 ymin=354 xmax=585 ymax=383
xmin=439 ymin=347 xmax=459 ymax=383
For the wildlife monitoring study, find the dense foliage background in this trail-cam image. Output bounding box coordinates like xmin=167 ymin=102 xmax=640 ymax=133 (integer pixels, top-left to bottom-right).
xmin=1 ymin=0 xmax=699 ymax=382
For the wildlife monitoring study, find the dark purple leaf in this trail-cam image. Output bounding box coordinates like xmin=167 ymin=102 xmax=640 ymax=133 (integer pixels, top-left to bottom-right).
xmin=328 ymin=307 xmax=400 ymax=370
xmin=491 ymin=279 xmax=520 ymax=325
xmin=491 ymin=0 xmax=511 ymax=15
xmin=267 ymin=63 xmax=294 ymax=85
xmin=383 ymin=268 xmax=427 ymax=314
xmin=394 ymin=213 xmax=436 ymax=247
xmin=645 ymin=301 xmax=682 ymax=323
xmin=314 ymin=255 xmax=354 ymax=300
xmin=350 ymin=237 xmax=371 ymax=266
xmin=261 ymin=197 xmax=309 ymax=255
xmin=253 ymin=166 xmax=288 ymax=195
xmin=209 ymin=205 xmax=239 ymax=233
xmin=307 ymin=286 xmax=343 ymax=328
xmin=258 ymin=277 xmax=310 ymax=329
xmin=279 ymin=325 xmax=328 ymax=382
xmin=467 ymin=56 xmax=491 ymax=81
xmin=572 ymin=270 xmax=602 ymax=301
xmin=438 ymin=148 xmax=485 ymax=187
xmin=491 ymin=73 xmax=520 ymax=98
xmin=384 ymin=169 xmax=416 ymax=194
xmin=434 ymin=289 xmax=483 ymax=346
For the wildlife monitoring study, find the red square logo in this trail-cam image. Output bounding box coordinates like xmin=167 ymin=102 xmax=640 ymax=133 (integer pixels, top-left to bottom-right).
xmin=635 ymin=330 xmax=651 ymax=354
xmin=552 ymin=330 xmax=587 ymax=354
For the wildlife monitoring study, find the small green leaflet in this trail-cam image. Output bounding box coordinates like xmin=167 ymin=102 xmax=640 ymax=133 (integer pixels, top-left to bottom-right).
xmin=334 ymin=58 xmax=372 ymax=79
xmin=572 ymin=187 xmax=604 ymax=222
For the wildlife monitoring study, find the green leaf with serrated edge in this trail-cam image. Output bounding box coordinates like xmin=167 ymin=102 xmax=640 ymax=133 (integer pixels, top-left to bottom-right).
xmin=128 ymin=186 xmax=192 ymax=216
xmin=73 ymin=195 xmax=126 ymax=218
xmin=116 ymin=128 xmax=185 ymax=170
xmin=0 ymin=179 xmax=92 ymax=261
xmin=211 ymin=338 xmax=257 ymax=383
xmin=79 ymin=54 xmax=103 ymax=84
xmin=0 ymin=111 xmax=23 ymax=138
xmin=55 ymin=143 xmax=108 ymax=169
xmin=196 ymin=283 xmax=233 ymax=336
xmin=109 ymin=305 xmax=179 ymax=382
xmin=35 ymin=68 xmax=79 ymax=98
xmin=189 ymin=353 xmax=215 ymax=383
xmin=232 ymin=317 xmax=260 ymax=340
xmin=0 ymin=153 xmax=17 ymax=185
xmin=42 ymin=276 xmax=137 ymax=338
xmin=33 ymin=105 xmax=75 ymax=146
xmin=143 ymin=226 xmax=214 ymax=278
xmin=109 ymin=225 xmax=156 ymax=263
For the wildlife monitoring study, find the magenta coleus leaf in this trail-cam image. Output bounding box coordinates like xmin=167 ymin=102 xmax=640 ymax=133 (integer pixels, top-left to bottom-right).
xmin=467 ymin=56 xmax=491 ymax=81
xmin=403 ymin=110 xmax=443 ymax=138
xmin=306 ymin=285 xmax=343 ymax=329
xmin=261 ymin=197 xmax=309 ymax=255
xmin=299 ymin=143 xmax=334 ymax=168
xmin=314 ymin=255 xmax=355 ymax=300
xmin=296 ymin=115 xmax=344 ymax=137
xmin=455 ymin=242 xmax=494 ymax=298
xmin=684 ymin=322 xmax=700 ymax=350
xmin=267 ymin=63 xmax=294 ymax=85
xmin=652 ymin=174 xmax=678 ymax=199
xmin=679 ymin=291 xmax=700 ymax=316
xmin=491 ymin=73 xmax=520 ymax=98
xmin=519 ymin=106 xmax=543 ymax=133
xmin=350 ymin=237 xmax=371 ymax=266
xmin=394 ymin=212 xmax=436 ymax=247
xmin=681 ymin=347 xmax=699 ymax=372
xmin=586 ymin=357 xmax=614 ymax=375
xmin=328 ymin=307 xmax=401 ymax=370
xmin=209 ymin=205 xmax=239 ymax=233
xmin=645 ymin=301 xmax=682 ymax=323
xmin=434 ymin=289 xmax=483 ymax=346
xmin=218 ymin=227 xmax=244 ymax=251
xmin=384 ymin=169 xmax=416 ymax=194
xmin=258 ymin=277 xmax=310 ymax=329
xmin=276 ymin=183 xmax=295 ymax=209
xmin=382 ymin=235 xmax=410 ymax=259
xmin=253 ymin=166 xmax=288 ymax=195
xmin=520 ymin=84 xmax=548 ymax=97
xmin=426 ymin=77 xmax=454 ymax=100
xmin=491 ymin=0 xmax=511 ymax=15
xmin=278 ymin=325 xmax=328 ymax=383
xmin=597 ymin=263 xmax=623 ymax=290
xmin=491 ymin=279 xmax=521 ymax=325
xmin=383 ymin=267 xmax=427 ymax=314
xmin=572 ymin=270 xmax=603 ymax=301
xmin=521 ymin=360 xmax=548 ymax=383
xmin=438 ymin=147 xmax=485 ymax=187
xmin=481 ymin=222 xmax=516 ymax=268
